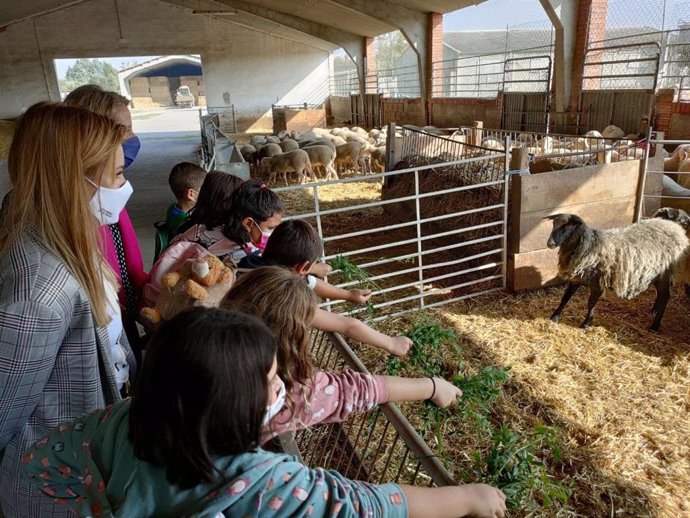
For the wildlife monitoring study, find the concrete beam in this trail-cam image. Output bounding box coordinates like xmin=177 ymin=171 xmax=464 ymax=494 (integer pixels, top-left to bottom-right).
xmin=539 ymin=0 xmax=579 ymax=112
xmin=324 ymin=0 xmax=430 ymax=114
xmin=210 ymin=0 xmax=366 ymax=95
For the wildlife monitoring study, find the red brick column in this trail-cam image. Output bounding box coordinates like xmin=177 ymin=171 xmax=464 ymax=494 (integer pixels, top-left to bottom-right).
xmin=364 ymin=37 xmax=377 ymax=94
xmin=653 ymin=88 xmax=674 ymax=135
xmin=426 ymin=12 xmax=443 ymax=124
xmin=569 ymin=0 xmax=608 ymax=129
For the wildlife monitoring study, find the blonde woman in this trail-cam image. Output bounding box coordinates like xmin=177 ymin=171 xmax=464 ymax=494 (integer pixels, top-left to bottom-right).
xmin=65 ymin=85 xmax=148 ymax=363
xmin=0 ymin=102 xmax=134 ymax=517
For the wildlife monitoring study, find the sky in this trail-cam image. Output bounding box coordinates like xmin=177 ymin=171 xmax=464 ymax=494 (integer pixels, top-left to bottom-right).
xmin=54 ymin=56 xmax=161 ymax=80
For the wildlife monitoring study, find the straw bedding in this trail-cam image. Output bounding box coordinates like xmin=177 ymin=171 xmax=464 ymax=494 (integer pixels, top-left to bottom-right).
xmin=355 ymin=287 xmax=689 ymax=518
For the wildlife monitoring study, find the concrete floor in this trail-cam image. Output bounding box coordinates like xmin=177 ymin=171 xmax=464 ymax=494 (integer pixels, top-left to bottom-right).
xmin=126 ymin=107 xmax=201 ymax=268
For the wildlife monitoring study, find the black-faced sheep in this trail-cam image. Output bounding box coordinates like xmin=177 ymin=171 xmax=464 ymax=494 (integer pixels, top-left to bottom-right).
xmin=545 ymin=213 xmax=689 ymax=331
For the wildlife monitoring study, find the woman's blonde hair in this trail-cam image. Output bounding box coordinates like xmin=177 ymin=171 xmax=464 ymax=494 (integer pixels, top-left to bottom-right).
xmin=64 ymin=84 xmax=130 ymax=117
xmin=0 ymin=102 xmax=126 ymax=326
xmin=222 ymin=266 xmax=317 ymax=403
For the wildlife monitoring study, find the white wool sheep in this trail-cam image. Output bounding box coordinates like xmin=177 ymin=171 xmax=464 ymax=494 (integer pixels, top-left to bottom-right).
xmin=545 ymin=213 xmax=689 ymax=331
xmin=663 ymin=144 xmax=690 ymax=171
xmin=303 ymin=145 xmax=338 ymax=180
xmin=602 ymin=125 xmax=625 ymax=139
xmin=249 ymin=135 xmax=267 ymax=147
xmin=278 ymin=139 xmax=299 ymax=152
xmin=263 ymin=149 xmax=313 ymax=185
xmin=335 ymin=142 xmax=363 ymax=174
xmin=652 ymin=207 xmax=690 ymax=297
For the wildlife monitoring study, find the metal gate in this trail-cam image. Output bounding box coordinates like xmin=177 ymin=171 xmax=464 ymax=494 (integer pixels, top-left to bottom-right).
xmin=350 ymin=93 xmax=383 ymax=129
xmin=580 ymin=41 xmax=660 ymax=134
xmin=500 ymin=55 xmax=552 ymax=132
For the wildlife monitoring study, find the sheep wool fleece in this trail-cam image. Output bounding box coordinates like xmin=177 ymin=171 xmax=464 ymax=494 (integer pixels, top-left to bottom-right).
xmin=21 ymin=399 xmax=408 ymax=518
xmin=563 ymin=218 xmax=689 ymax=298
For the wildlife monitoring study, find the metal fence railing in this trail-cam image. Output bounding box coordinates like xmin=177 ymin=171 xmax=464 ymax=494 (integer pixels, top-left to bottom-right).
xmin=286 ymin=330 xmax=456 ymax=486
xmin=639 ymin=132 xmax=690 ymax=220
xmin=204 ymin=105 xmax=236 ymax=134
xmin=376 ymin=65 xmax=421 ymax=98
xmin=273 ymin=128 xmax=509 ymax=321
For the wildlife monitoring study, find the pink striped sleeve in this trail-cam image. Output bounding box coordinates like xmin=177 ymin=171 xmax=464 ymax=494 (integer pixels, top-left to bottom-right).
xmin=262 ymin=369 xmax=387 ymax=443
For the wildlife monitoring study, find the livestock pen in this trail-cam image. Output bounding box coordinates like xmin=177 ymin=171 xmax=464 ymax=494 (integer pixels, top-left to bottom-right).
xmin=235 ymin=125 xmax=688 ymax=517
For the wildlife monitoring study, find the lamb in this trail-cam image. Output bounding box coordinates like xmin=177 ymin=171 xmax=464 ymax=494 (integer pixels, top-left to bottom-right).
xmin=278 ymin=139 xmax=299 ymax=152
xmin=545 ymin=213 xmax=689 ymax=331
xmin=263 ymin=149 xmax=313 ymax=185
xmin=258 ymin=143 xmax=282 ymax=161
xmin=301 ymin=138 xmax=336 ymax=151
xmin=265 ymin=135 xmax=281 ymax=144
xmin=335 ymin=141 xmax=363 ymax=174
xmin=602 ymin=125 xmax=625 ymax=139
xmin=249 ymin=135 xmax=267 ymax=147
xmin=369 ymin=146 xmax=387 ymax=173
xmin=303 ymin=145 xmax=338 ymax=180
xmin=239 ymin=144 xmax=257 ymax=169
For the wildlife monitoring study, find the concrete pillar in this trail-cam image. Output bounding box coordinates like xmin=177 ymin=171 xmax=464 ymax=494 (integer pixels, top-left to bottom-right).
xmin=364 ymin=36 xmax=377 ymax=94
xmin=539 ymin=0 xmax=579 ymax=113
xmin=427 ymin=12 xmax=443 ymax=123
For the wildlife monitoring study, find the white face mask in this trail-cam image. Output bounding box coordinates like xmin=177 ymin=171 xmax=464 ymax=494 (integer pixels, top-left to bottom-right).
xmin=86 ymin=177 xmax=133 ymax=225
xmin=263 ymin=377 xmax=286 ymax=426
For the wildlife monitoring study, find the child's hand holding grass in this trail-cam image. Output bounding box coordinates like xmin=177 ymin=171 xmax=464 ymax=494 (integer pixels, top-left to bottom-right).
xmin=387 ymin=335 xmax=413 ymax=356
xmin=348 ymin=289 xmax=372 ymax=305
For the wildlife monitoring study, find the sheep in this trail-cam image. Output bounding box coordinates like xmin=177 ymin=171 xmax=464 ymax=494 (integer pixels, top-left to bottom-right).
xmin=663 ymin=145 xmax=690 ymax=171
xmin=334 ymin=142 xmax=363 ymax=174
xmin=249 ymin=135 xmax=267 ymax=147
xmin=301 ymin=138 xmax=336 ymax=151
xmin=263 ymin=149 xmax=313 ymax=185
xmin=369 ymin=146 xmax=387 ymax=173
xmin=303 ymin=145 xmax=338 ymax=181
xmin=545 ymin=213 xmax=689 ymax=331
xmin=481 ymin=137 xmax=505 ymax=152
xmin=602 ymin=125 xmax=625 ymax=139
xmin=279 ymin=139 xmax=299 ymax=152
xmin=662 ymin=174 xmax=690 ymax=198
xmin=265 ymin=135 xmax=281 ymax=144
xmin=676 ymin=156 xmax=690 ymax=189
xmin=258 ymin=143 xmax=282 ymax=161
xmin=653 ymin=207 xmax=690 ymax=298
xmin=239 ymin=144 xmax=257 ymax=169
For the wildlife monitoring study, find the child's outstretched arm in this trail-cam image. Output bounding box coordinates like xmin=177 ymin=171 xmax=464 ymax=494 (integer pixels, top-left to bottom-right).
xmin=312 ymin=308 xmax=412 ymax=356
xmin=308 ymin=261 xmax=332 ymax=279
xmin=401 ymin=484 xmax=507 ymax=518
xmin=263 ymin=371 xmax=463 ymax=442
xmin=312 ymin=278 xmax=372 ymax=305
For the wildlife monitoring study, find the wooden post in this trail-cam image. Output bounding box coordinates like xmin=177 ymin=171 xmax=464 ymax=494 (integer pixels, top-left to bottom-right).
xmin=470 ymin=120 xmax=483 ymax=147
xmin=384 ymin=122 xmax=396 ymax=188
xmin=509 ymin=147 xmax=529 ymax=171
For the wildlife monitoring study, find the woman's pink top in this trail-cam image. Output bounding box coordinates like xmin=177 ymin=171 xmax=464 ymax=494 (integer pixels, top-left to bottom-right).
xmin=98 ymin=209 xmax=148 ymax=309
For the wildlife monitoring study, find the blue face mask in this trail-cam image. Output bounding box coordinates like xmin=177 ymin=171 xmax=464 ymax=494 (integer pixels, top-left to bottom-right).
xmin=122 ymin=136 xmax=141 ymax=169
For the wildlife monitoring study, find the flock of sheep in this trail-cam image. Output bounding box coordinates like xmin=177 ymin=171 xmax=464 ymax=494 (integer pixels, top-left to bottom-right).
xmin=239 ymin=126 xmax=389 ymax=185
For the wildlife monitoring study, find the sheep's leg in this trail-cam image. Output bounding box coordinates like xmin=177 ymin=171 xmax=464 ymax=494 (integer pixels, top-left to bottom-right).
xmin=581 ymin=282 xmax=603 ymax=328
xmin=327 ymin=163 xmax=339 ymax=180
xmin=650 ymin=273 xmax=672 ymax=332
xmin=550 ymin=282 xmax=580 ymax=322
xmin=685 ymin=283 xmax=690 ymax=299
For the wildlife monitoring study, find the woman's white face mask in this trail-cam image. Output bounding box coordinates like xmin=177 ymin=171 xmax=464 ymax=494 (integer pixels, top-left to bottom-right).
xmin=263 ymin=377 xmax=286 ymax=426
xmin=86 ymin=177 xmax=133 ymax=225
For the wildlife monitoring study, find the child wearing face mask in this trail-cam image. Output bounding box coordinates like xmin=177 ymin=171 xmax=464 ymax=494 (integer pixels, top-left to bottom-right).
xmin=21 ymin=307 xmax=507 ymax=518
xmin=223 ymin=267 xmax=447 ymax=443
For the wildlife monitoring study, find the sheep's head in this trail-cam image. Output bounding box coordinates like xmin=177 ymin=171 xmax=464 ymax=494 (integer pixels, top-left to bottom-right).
xmin=652 ymin=207 xmax=690 ymax=230
xmin=544 ymin=213 xmax=585 ymax=249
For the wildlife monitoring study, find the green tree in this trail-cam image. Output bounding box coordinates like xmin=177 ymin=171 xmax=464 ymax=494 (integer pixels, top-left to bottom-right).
xmin=376 ymin=31 xmax=411 ymax=71
xmin=59 ymin=58 xmax=119 ymax=93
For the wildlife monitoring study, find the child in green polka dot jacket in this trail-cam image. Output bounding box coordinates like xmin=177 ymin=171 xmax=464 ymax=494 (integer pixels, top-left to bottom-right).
xmin=20 ymin=307 xmax=506 ymax=518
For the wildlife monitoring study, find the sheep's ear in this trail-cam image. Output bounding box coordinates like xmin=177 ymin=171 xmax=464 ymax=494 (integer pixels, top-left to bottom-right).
xmin=652 ymin=207 xmax=675 ymax=220
xmin=543 ymin=213 xmax=565 ymax=221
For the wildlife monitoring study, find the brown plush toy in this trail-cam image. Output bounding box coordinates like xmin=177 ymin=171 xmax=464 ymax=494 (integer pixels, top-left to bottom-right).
xmin=140 ymin=254 xmax=235 ymax=325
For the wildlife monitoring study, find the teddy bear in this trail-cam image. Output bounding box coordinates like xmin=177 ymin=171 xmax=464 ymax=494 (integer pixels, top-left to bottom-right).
xmin=140 ymin=254 xmax=235 ymax=326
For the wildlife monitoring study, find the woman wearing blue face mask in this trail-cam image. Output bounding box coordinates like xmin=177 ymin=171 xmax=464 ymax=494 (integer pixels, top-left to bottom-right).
xmin=65 ymin=85 xmax=148 ymax=363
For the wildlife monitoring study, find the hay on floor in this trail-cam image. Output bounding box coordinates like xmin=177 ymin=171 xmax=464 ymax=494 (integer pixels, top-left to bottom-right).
xmin=354 ymin=287 xmax=689 ymax=518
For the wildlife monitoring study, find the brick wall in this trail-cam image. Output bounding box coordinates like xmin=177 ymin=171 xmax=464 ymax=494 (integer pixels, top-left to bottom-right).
xmin=570 ymin=0 xmax=608 ymax=112
xmin=653 ymin=88 xmax=674 ymax=135
xmin=381 ymin=98 xmax=425 ymax=126
xmin=429 ymin=97 xmax=502 ymax=128
xmin=427 ymin=12 xmax=444 ymax=101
